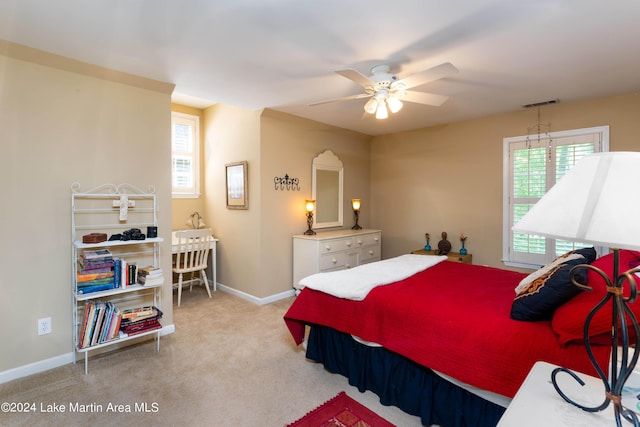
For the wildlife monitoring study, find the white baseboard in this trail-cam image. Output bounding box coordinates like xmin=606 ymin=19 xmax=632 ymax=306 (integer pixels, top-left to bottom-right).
xmin=0 ymin=324 xmax=175 ymax=384
xmin=160 ymin=323 xmax=175 ymax=335
xmin=216 ymin=283 xmax=295 ymax=305
xmin=0 ymin=352 xmax=74 ymax=384
xmin=2 ymin=282 xmax=295 ymax=384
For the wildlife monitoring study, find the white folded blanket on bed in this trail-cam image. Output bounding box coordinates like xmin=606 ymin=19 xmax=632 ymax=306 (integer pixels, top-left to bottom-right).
xmin=299 ymin=254 xmax=447 ymax=300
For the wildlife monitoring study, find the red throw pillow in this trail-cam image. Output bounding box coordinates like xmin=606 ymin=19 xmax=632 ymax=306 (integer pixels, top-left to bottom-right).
xmin=552 ymin=250 xmax=640 ymax=346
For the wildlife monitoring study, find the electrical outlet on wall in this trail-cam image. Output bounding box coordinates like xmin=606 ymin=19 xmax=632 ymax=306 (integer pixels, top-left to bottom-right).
xmin=38 ymin=317 xmax=52 ymax=335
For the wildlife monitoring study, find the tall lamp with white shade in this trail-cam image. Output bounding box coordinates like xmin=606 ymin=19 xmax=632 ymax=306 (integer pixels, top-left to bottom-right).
xmin=512 ymin=152 xmax=640 ymax=425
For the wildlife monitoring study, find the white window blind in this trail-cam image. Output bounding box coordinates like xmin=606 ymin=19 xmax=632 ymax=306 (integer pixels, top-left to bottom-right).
xmin=503 ymin=126 xmax=609 ymax=268
xmin=171 ymin=112 xmax=200 ymax=198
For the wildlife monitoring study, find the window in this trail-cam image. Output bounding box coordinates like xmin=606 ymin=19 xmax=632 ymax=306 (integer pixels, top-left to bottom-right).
xmin=171 ymin=112 xmax=200 ymax=198
xmin=503 ymin=126 xmax=609 ymax=268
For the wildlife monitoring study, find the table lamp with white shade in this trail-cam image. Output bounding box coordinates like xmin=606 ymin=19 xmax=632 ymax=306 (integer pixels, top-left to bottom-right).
xmin=513 ymin=152 xmax=640 ymax=425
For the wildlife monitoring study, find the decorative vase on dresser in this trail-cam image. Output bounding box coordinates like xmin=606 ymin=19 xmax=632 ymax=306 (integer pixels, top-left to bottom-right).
xmin=292 ymin=229 xmax=382 ymax=292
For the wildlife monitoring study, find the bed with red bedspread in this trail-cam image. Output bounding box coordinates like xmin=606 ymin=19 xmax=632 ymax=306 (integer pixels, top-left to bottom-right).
xmin=284 ymin=260 xmax=610 ymax=400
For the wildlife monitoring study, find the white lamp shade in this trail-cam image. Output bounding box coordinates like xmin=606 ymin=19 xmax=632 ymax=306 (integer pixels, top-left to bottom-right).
xmin=387 ymin=97 xmax=403 ymax=113
xmin=364 ymin=97 xmax=378 ymax=114
xmin=512 ymin=152 xmax=640 ymax=251
xmin=375 ymin=102 xmax=388 ymax=119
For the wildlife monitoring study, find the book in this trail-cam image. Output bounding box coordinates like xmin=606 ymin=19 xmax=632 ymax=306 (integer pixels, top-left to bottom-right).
xmin=78 ymin=273 xmax=114 ymax=287
xmin=104 ymin=303 xmax=120 ymax=343
xmin=79 ymin=301 xmax=126 ymax=347
xmin=120 ymin=259 xmax=128 ymax=289
xmin=77 ymin=266 xmax=112 ymax=275
xmin=138 ymin=264 xmax=163 ymax=286
xmin=113 ymin=258 xmax=121 ymax=288
xmin=106 ymin=305 xmax=122 ymax=341
xmin=81 ymin=249 xmax=112 ymax=260
xmin=80 ymin=302 xmax=98 ymax=349
xmin=139 ymin=265 xmax=163 ymax=276
xmin=121 ymin=319 xmax=162 ymax=336
xmin=98 ymin=303 xmax=114 ymax=344
xmin=79 ymin=302 xmax=95 ymax=349
xmin=77 ymin=277 xmax=114 ymax=287
xmin=91 ymin=302 xmax=107 ymax=346
xmin=77 ymin=283 xmax=115 ymax=294
xmin=137 ymin=274 xmax=164 ymax=286
xmin=121 ymin=305 xmax=155 ymax=319
xmin=78 ymin=259 xmax=113 ymax=271
xmin=121 ymin=306 xmax=163 ymax=326
xmin=128 ymin=264 xmax=137 ymax=286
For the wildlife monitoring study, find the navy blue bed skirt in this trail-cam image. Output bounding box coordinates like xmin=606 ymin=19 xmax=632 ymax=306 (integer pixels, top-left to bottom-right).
xmin=306 ymin=325 xmax=506 ymax=427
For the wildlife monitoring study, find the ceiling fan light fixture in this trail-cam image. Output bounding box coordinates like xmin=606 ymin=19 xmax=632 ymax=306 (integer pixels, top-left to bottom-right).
xmin=364 ymin=97 xmax=379 ymax=114
xmin=387 ymin=97 xmax=403 ymax=113
xmin=375 ymin=101 xmax=388 ymax=119
xmin=313 ymin=62 xmax=457 ymax=122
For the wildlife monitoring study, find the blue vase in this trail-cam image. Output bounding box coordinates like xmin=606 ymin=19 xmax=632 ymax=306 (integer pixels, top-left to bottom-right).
xmin=424 ymin=240 xmax=431 ymax=251
xmin=460 ymin=241 xmax=467 ymax=255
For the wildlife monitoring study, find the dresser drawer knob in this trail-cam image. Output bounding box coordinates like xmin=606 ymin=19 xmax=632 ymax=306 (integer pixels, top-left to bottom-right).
xmin=368 ymin=250 xmax=374 ymax=255
xmin=346 ymin=241 xmax=352 ymax=247
xmin=356 ymin=239 xmax=362 ymax=245
xmin=374 ymin=237 xmax=379 ymax=242
xmin=325 ymin=245 xmax=331 ymax=251
xmin=332 ymin=258 xmax=337 ymax=264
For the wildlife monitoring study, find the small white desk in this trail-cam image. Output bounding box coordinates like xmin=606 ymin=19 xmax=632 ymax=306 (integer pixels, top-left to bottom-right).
xmin=498 ymin=361 xmax=640 ymax=426
xmin=171 ymin=231 xmax=218 ymax=291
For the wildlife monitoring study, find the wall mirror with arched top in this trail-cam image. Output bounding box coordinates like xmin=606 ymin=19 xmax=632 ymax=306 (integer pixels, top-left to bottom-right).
xmin=311 ymin=150 xmax=343 ymax=228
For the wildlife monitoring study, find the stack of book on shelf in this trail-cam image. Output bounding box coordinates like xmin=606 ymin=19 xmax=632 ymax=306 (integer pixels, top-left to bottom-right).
xmin=77 ymin=249 xmax=115 ymax=294
xmin=120 ymin=306 xmax=163 ymax=337
xmin=137 ymin=265 xmax=164 ymax=286
xmin=78 ymin=300 xmax=122 ymax=349
xmin=114 ymin=258 xmax=138 ymax=288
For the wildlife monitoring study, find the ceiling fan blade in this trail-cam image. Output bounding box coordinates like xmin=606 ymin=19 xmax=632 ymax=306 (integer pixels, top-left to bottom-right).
xmin=308 ymin=93 xmax=371 ymax=106
xmin=398 ymin=62 xmax=458 ymax=90
xmin=335 ymin=69 xmax=374 ymax=87
xmin=402 ymin=90 xmax=449 ymax=107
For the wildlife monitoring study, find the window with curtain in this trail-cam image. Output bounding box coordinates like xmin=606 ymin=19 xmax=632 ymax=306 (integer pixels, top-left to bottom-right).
xmin=171 ymin=112 xmax=200 ymax=198
xmin=503 ymin=126 xmax=609 ymax=268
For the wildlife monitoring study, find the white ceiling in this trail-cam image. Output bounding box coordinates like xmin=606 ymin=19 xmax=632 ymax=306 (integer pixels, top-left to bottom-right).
xmin=2 ymin=0 xmax=639 ymax=136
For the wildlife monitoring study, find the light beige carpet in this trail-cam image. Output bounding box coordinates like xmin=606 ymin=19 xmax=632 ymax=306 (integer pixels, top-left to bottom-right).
xmin=0 ymin=287 xmax=423 ymax=426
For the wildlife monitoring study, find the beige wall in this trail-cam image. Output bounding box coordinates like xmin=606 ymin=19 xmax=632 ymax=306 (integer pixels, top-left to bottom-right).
xmin=0 ymin=43 xmax=174 ymax=374
xmin=202 ymin=104 xmax=263 ymax=298
xmin=370 ymin=92 xmax=640 ymax=268
xmin=258 ymin=110 xmax=372 ymax=298
xmin=200 ymin=107 xmax=371 ymax=299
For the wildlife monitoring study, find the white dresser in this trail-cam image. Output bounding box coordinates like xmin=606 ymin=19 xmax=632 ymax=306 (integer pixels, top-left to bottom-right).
xmin=292 ymin=229 xmax=382 ymax=290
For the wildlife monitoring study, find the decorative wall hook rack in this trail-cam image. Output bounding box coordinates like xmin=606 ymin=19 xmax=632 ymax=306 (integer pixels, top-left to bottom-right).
xmin=274 ymin=174 xmax=300 ymax=191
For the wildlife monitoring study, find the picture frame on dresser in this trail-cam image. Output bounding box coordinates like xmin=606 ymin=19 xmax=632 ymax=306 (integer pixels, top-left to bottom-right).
xmin=226 ymin=160 xmax=248 ymax=209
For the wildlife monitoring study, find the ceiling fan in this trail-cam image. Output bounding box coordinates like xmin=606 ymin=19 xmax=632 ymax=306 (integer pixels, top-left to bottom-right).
xmin=310 ymin=62 xmax=458 ymax=119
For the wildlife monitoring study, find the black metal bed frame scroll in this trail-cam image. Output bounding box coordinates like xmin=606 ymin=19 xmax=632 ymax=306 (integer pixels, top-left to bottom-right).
xmin=551 ymin=249 xmax=640 ymax=426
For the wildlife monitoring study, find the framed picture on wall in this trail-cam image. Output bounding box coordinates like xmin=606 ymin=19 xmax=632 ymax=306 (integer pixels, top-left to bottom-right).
xmin=226 ymin=161 xmax=248 ymax=209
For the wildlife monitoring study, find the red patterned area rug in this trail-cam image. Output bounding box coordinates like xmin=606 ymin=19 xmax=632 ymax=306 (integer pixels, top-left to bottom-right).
xmin=285 ymin=391 xmax=395 ymax=427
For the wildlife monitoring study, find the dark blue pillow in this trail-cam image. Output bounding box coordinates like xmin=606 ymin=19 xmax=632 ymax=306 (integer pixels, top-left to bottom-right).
xmin=510 ymin=252 xmax=593 ymax=322
xmin=572 ymin=247 xmax=597 ymax=263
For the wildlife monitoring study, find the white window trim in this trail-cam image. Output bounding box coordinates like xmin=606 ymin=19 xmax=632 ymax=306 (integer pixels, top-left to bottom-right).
xmin=171 ymin=112 xmax=201 ymax=199
xmin=502 ymin=125 xmax=610 ymax=269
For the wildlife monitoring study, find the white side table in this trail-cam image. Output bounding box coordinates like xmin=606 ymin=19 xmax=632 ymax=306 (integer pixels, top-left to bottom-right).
xmin=498 ymin=361 xmax=640 ymax=426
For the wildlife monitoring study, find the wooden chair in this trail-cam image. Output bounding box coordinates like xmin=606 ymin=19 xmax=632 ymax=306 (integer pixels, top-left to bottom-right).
xmin=172 ymin=228 xmax=213 ymax=306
